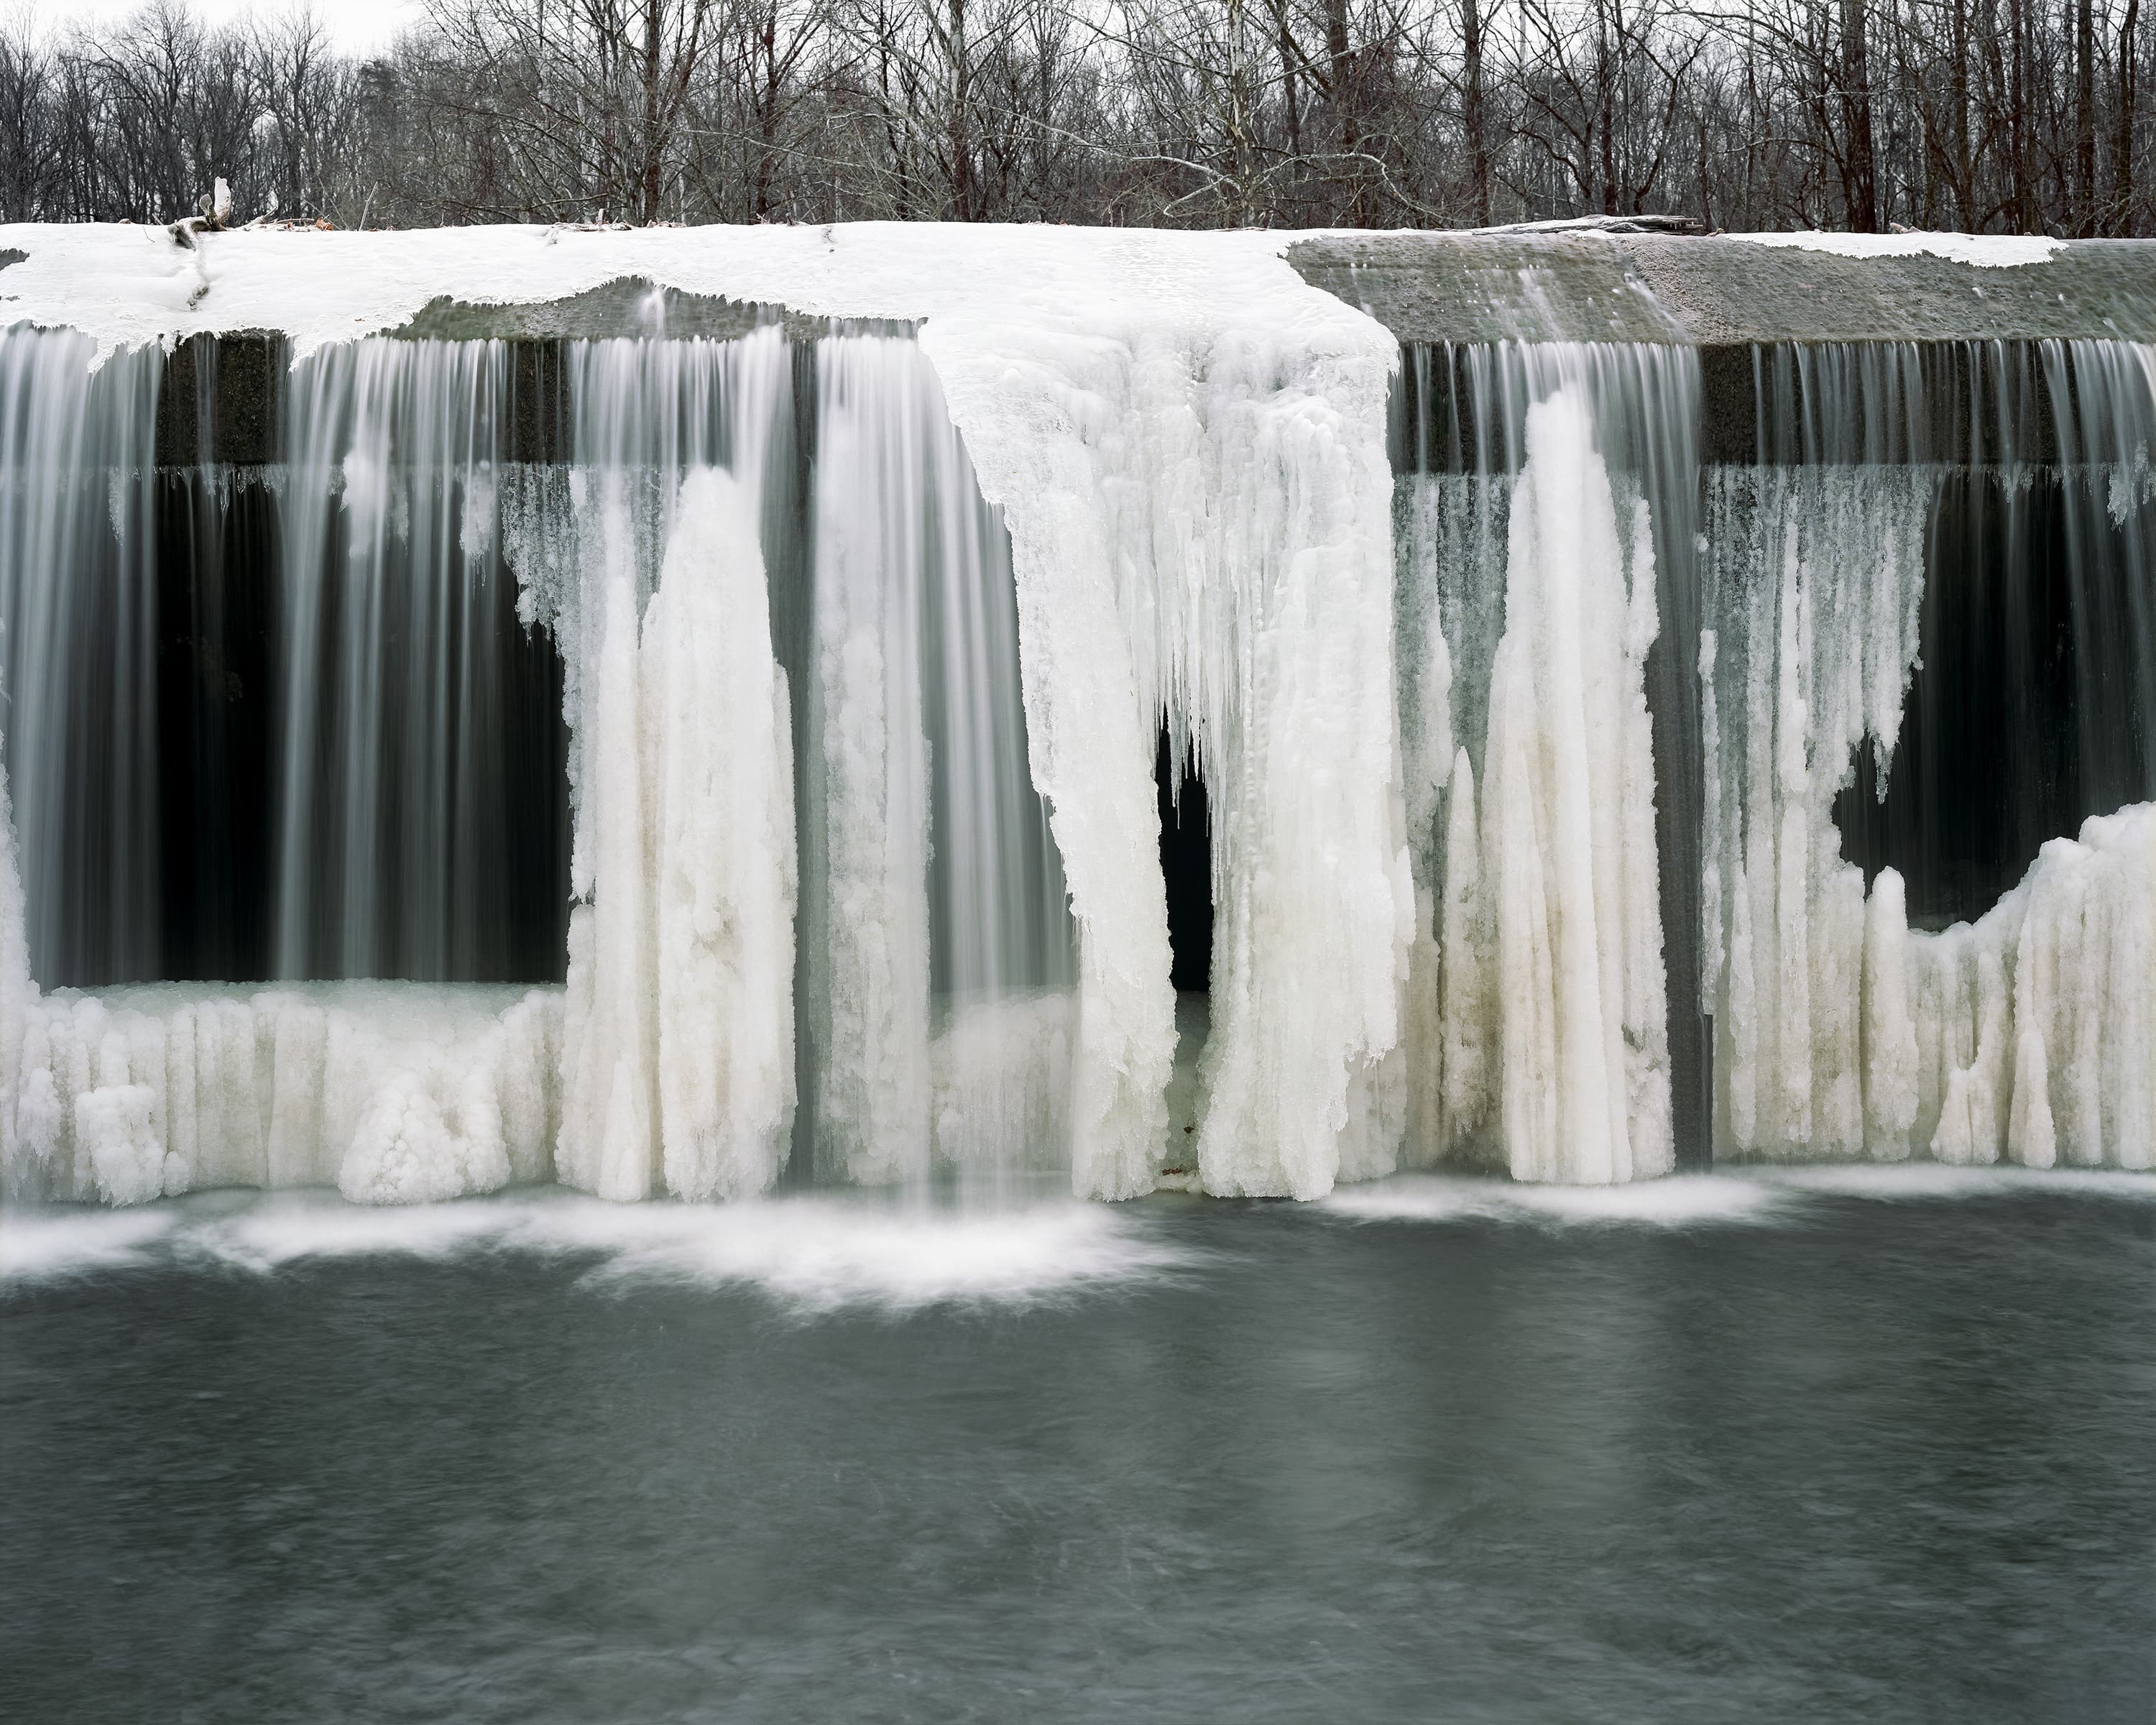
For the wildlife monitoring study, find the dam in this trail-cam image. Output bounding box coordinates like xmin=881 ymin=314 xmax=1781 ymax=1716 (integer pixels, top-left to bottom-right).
xmin=0 ymin=222 xmax=2150 ymax=1205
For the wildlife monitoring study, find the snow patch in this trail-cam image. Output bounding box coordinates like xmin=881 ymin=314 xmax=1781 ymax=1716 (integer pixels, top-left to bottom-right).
xmin=1729 ymin=231 xmax=2064 ymax=268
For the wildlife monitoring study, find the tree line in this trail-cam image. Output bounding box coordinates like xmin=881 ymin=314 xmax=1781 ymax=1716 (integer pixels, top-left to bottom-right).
xmin=0 ymin=0 xmax=2145 ymax=235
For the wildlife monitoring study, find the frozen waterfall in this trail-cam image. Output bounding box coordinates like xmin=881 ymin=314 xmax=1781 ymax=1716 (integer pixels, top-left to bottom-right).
xmin=0 ymin=226 xmax=2150 ymax=1206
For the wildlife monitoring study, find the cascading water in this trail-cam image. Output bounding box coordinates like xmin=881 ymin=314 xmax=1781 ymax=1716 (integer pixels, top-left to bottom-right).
xmin=275 ymin=339 xmax=567 ymax=983
xmin=0 ymin=315 xmax=1083 ymax=1206
xmin=805 ymin=335 xmax=1074 ymax=1201
xmin=0 ymin=331 xmax=161 ymax=988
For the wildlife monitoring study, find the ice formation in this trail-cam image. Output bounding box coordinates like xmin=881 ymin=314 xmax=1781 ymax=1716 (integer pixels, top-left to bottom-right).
xmin=0 ymin=225 xmax=2147 ymax=1205
xmin=1393 ymin=345 xmax=1687 ymax=1183
xmin=1698 ymin=459 xmax=1935 ymax=1157
xmin=1696 ymin=342 xmax=2156 ymax=1170
xmin=526 ymin=353 xmax=798 ymax=1203
xmin=2 ymin=983 xmax=561 ymax=1206
xmin=1475 ymin=391 xmax=1672 ymax=1182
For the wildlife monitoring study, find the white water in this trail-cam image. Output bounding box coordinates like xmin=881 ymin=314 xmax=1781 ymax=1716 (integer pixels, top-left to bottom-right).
xmin=0 ymin=1185 xmax=1197 ymax=1313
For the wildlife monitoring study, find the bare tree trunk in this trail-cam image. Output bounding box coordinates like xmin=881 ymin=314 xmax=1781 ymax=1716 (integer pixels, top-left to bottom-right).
xmin=1462 ymin=0 xmax=1491 ymax=224
xmin=1323 ymin=0 xmax=1361 ymax=219
xmin=2116 ymin=0 xmax=2142 ymax=231
xmin=1598 ymin=0 xmax=1618 ymax=214
xmin=642 ymin=0 xmax=664 ymax=220
xmin=2076 ymin=0 xmax=2096 ymax=231
xmin=1841 ymin=0 xmax=1879 ymax=229
xmin=1279 ymin=17 xmax=1302 ymax=158
xmin=2008 ymin=0 xmax=2032 ymax=229
xmin=949 ymin=0 xmax=971 ymax=218
xmin=755 ymin=4 xmax=778 ymax=218
xmin=1952 ymin=0 xmax=1977 ymax=226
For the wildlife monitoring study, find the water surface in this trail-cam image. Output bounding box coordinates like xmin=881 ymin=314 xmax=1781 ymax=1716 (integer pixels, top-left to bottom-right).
xmin=3 ymin=1174 xmax=2150 ymax=1724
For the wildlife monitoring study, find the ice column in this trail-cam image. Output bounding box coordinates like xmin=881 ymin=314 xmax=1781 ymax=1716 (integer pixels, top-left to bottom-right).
xmin=1700 ymin=339 xmax=2155 ymax=1170
xmin=1476 ymin=390 xmax=1672 ymax=1183
xmin=556 ymin=469 xmax=797 ymax=1202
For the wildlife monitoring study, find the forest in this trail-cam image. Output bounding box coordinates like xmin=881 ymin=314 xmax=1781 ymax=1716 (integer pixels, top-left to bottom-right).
xmin=0 ymin=0 xmax=2143 ymax=236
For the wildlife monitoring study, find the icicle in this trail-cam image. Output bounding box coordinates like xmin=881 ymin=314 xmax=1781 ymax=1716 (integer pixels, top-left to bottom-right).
xmin=1861 ymin=868 xmax=1919 ymax=1158
xmin=1436 ymin=749 xmax=1491 ymax=1152
xmin=646 ymin=469 xmax=797 ymax=1202
xmin=559 ymin=501 xmax=659 ymax=1201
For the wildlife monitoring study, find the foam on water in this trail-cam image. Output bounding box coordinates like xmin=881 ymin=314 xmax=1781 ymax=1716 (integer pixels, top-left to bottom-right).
xmin=1321 ymin=1163 xmax=2152 ymax=1225
xmin=1753 ymin=1163 xmax=2156 ymax=1200
xmin=0 ymin=1187 xmax=1197 ymax=1313
xmin=1321 ymin=1172 xmax=1792 ymax=1226
xmin=0 ymin=1205 xmax=176 ymax=1279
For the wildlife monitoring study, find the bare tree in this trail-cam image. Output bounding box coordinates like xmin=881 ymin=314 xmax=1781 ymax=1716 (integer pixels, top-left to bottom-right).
xmin=1 ymin=0 xmax=2145 ymax=235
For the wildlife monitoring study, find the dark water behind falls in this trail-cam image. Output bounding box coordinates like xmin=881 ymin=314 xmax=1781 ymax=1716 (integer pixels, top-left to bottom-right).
xmin=3 ymin=1184 xmax=2150 ymax=1724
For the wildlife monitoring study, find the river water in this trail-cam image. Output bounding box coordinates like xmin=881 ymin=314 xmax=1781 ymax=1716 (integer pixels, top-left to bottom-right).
xmin=3 ymin=1170 xmax=2150 ymax=1724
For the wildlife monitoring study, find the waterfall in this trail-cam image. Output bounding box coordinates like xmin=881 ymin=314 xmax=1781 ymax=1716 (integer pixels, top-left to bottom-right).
xmin=0 ymin=330 xmax=162 ymax=988
xmin=0 ymin=318 xmax=1090 ymax=1206
xmin=0 ymin=269 xmax=2147 ymax=1206
xmin=274 ymin=339 xmax=565 ymax=983
xmin=805 ymin=335 xmax=1074 ymax=1199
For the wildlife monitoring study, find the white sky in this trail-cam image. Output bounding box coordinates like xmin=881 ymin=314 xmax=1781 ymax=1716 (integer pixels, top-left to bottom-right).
xmin=32 ymin=0 xmax=425 ymax=55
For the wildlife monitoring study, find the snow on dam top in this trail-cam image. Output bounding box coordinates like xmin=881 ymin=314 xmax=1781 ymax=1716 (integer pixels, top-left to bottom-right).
xmin=3 ymin=221 xmax=2152 ymax=364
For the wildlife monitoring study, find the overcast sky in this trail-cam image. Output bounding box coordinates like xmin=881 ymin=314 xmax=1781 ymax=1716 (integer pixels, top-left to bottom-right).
xmin=34 ymin=0 xmax=425 ymax=54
